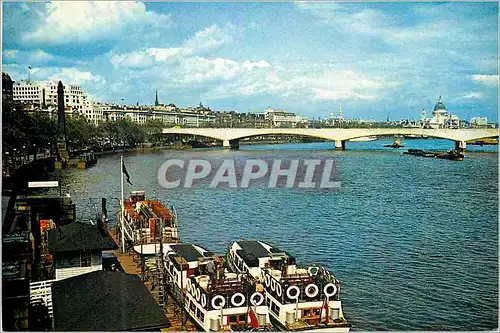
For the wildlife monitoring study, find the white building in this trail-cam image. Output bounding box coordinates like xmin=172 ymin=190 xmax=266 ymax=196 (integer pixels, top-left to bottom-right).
xmin=95 ymin=103 xmax=216 ymax=127
xmin=263 ymin=107 xmax=308 ymax=127
xmin=12 ymin=80 xmax=100 ymax=124
xmin=420 ymin=96 xmax=461 ymax=129
xmin=470 ymin=117 xmax=488 ymax=127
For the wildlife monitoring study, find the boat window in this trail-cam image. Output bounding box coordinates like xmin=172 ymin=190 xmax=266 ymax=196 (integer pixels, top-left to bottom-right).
xmin=313 ymin=308 xmax=320 ymax=316
xmin=190 ymin=300 xmax=196 ymax=312
xmin=303 ymin=309 xmax=311 ymax=317
xmin=228 ymin=315 xmax=238 ymax=324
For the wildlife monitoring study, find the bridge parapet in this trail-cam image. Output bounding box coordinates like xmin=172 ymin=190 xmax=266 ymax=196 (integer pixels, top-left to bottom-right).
xmin=162 ymin=127 xmax=499 ymax=142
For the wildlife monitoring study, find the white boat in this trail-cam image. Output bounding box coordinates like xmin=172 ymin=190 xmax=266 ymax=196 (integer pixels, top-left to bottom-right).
xmin=227 ymin=240 xmax=351 ymax=332
xmin=163 ymin=243 xmax=273 ymax=331
xmin=349 ymin=136 xmax=377 ymax=142
xmin=118 ymin=190 xmax=180 ymax=246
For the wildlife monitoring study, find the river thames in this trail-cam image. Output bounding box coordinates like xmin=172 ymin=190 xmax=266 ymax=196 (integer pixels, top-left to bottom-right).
xmin=51 ymin=139 xmax=497 ymax=330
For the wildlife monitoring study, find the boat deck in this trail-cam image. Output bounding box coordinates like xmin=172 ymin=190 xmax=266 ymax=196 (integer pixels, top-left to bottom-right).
xmin=109 ymin=228 xmax=198 ymax=331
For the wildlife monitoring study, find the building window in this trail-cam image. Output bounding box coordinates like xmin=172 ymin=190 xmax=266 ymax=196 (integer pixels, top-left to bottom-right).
xmin=81 ymin=250 xmax=92 ymax=267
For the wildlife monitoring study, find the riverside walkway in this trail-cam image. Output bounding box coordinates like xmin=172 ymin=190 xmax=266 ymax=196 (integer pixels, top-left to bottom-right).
xmin=108 ymin=229 xmax=197 ymax=331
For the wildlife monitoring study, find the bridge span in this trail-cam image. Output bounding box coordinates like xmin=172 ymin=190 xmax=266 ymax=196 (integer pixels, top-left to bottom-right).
xmin=161 ymin=127 xmax=499 ymax=150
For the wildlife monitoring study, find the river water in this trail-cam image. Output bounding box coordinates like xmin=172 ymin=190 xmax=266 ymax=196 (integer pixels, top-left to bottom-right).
xmin=24 ymin=139 xmax=500 ymax=330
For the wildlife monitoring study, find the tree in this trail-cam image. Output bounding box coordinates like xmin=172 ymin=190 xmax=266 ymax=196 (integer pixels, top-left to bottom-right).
xmin=143 ymin=119 xmax=164 ymax=144
xmin=66 ymin=114 xmax=98 ymax=150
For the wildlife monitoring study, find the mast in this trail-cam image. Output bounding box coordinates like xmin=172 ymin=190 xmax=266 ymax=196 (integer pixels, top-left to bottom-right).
xmin=120 ymin=155 xmax=125 ymax=253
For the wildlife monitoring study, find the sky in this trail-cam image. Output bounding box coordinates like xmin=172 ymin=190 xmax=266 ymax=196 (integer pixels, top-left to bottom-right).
xmin=2 ymin=1 xmax=498 ymax=121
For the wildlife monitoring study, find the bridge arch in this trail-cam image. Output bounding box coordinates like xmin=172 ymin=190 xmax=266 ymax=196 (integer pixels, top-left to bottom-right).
xmin=162 ymin=127 xmax=499 ymax=149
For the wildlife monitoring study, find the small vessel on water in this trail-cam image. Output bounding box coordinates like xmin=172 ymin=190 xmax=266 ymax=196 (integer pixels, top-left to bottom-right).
xmin=119 ymin=190 xmax=180 ymax=247
xmin=226 ymin=240 xmax=351 ymax=332
xmin=403 ymin=149 xmax=436 ymax=158
xmin=436 ymin=149 xmax=464 ymax=161
xmin=403 ymin=149 xmax=464 ymax=161
xmin=384 ymin=138 xmax=405 ymax=148
xmin=163 ymin=243 xmax=273 ymax=331
xmin=467 ymin=138 xmax=498 ymax=146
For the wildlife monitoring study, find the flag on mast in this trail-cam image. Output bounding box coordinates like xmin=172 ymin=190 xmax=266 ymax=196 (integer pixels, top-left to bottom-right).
xmin=248 ymin=305 xmax=259 ymax=328
xmin=122 ymin=160 xmax=133 ymax=185
xmin=318 ymin=296 xmax=329 ymax=325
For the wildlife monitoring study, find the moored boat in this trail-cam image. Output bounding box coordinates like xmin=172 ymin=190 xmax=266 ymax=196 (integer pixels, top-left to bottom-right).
xmin=384 ymin=138 xmax=405 ymax=148
xmin=163 ymin=243 xmax=273 ymax=331
xmin=436 ymin=149 xmax=464 ymax=161
xmin=118 ymin=190 xmax=179 ymax=248
xmin=227 ymin=240 xmax=351 ymax=332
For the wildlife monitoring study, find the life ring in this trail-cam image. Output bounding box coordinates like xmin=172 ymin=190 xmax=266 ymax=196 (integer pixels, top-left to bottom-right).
xmin=323 ymin=283 xmax=337 ymax=298
xmin=201 ymin=294 xmax=207 ymax=308
xmin=186 ymin=278 xmax=192 ymax=291
xmin=231 ymin=292 xmax=246 ymax=307
xmin=286 ymin=285 xmax=300 ymax=299
xmin=211 ymin=295 xmax=226 ymax=310
xmin=195 ymin=287 xmax=201 ymax=302
xmin=308 ymin=267 xmax=319 ymax=276
xmin=270 ymin=279 xmax=276 ymax=292
xmin=305 ymin=284 xmax=319 ymax=298
xmin=191 ymin=284 xmax=196 ymax=296
xmin=276 ymin=283 xmax=283 ymax=297
xmin=250 ymin=292 xmax=264 ymax=306
xmin=264 ymin=274 xmax=271 ymax=287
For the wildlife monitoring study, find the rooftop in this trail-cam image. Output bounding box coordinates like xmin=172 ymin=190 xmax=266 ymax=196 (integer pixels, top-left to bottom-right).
xmin=52 ymin=270 xmax=170 ymax=331
xmin=48 ymin=221 xmax=117 ymax=252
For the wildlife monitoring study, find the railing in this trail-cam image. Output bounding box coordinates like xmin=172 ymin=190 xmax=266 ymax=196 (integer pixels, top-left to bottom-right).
xmin=30 ymin=279 xmax=56 ymax=317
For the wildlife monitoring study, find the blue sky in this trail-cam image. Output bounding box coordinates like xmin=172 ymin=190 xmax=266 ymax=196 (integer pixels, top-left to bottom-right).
xmin=2 ymin=2 xmax=498 ymax=121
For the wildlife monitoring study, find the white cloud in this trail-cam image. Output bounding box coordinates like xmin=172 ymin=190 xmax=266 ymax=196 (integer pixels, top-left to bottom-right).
xmin=182 ymin=24 xmax=235 ymax=55
xmin=110 ymin=24 xmax=237 ymax=68
xmin=459 ymin=92 xmax=485 ymax=100
xmin=25 ymin=67 xmax=105 ymax=87
xmin=471 ymin=74 xmax=499 ymax=87
xmin=23 ymin=1 xmax=170 ymax=44
xmin=3 ymin=49 xmax=55 ymax=63
xmin=202 ymin=67 xmax=389 ymax=102
xmin=110 ymin=51 xmax=155 ymax=69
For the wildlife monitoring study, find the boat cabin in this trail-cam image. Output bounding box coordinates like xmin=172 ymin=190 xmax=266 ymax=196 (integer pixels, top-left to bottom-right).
xmin=228 ymin=240 xmax=350 ymax=331
xmin=164 ymin=243 xmax=272 ymax=331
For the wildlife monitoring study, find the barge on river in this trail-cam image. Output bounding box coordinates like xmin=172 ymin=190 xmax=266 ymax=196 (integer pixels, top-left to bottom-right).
xmin=163 ymin=243 xmax=273 ymax=331
xmin=118 ymin=191 xmax=179 ymax=248
xmin=226 ymin=241 xmax=350 ymax=332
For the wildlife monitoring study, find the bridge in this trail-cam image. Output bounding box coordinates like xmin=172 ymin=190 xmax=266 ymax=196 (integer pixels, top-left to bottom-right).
xmin=162 ymin=127 xmax=499 ymax=150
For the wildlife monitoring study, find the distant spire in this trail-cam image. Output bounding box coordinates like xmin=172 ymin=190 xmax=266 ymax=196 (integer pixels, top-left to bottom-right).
xmin=338 ymin=104 xmax=343 ymax=120
xmin=155 ymin=89 xmax=159 ymax=106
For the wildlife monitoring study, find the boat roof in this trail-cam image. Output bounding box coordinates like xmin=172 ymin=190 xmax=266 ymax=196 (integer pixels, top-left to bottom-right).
xmin=171 ymin=244 xmax=211 ymax=262
xmin=133 ymin=243 xmax=176 ymax=255
xmin=238 ymin=240 xmax=284 ymax=258
xmin=238 ymin=241 xmax=270 ymax=258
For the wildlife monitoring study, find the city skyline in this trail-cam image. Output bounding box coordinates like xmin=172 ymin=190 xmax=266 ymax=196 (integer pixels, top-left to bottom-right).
xmin=2 ymin=2 xmax=498 ymax=121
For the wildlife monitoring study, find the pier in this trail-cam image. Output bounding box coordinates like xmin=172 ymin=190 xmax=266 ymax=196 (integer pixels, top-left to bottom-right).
xmin=107 ymin=228 xmax=197 ymax=331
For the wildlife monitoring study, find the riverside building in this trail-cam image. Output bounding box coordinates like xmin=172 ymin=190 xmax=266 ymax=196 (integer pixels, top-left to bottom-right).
xmin=419 ymin=96 xmax=461 ymax=129
xmin=11 ymin=79 xmax=101 ymax=124
xmin=263 ymin=107 xmax=308 ymax=128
